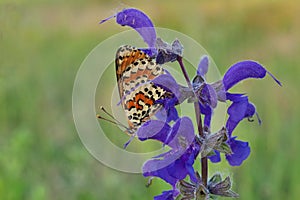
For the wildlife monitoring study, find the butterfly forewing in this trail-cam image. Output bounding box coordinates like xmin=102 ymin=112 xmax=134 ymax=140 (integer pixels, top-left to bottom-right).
xmin=115 ymin=45 xmax=150 ymax=98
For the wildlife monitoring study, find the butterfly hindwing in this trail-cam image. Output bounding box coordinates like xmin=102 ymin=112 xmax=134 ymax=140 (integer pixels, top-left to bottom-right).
xmin=115 ymin=45 xmax=165 ymax=129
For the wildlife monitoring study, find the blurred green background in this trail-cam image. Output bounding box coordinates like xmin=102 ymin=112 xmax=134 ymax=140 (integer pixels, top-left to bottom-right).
xmin=1 ymin=0 xmax=299 ymax=199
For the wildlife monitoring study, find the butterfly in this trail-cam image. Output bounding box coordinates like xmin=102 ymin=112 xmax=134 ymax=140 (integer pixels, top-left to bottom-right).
xmin=115 ymin=45 xmax=166 ymax=132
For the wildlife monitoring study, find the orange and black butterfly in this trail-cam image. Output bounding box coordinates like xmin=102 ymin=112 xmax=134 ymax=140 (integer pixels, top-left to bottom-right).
xmin=115 ymin=45 xmax=166 ymax=131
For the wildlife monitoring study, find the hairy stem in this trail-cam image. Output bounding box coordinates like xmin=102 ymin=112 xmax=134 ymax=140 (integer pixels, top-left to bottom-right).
xmin=177 ymin=56 xmax=208 ymax=187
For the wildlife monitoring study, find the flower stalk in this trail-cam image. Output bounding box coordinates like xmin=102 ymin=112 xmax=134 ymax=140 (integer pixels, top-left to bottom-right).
xmin=177 ymin=56 xmax=208 ymax=187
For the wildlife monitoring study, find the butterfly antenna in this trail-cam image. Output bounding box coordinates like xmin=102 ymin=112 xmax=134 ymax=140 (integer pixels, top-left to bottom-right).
xmin=99 ymin=106 xmax=129 ymax=128
xmin=96 ymin=106 xmax=133 ymax=135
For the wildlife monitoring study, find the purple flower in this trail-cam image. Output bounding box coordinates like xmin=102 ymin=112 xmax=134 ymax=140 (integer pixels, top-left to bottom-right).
xmin=101 ymin=8 xmax=187 ymax=60
xmin=208 ymin=150 xmax=221 ymax=163
xmin=225 ymin=137 xmax=250 ymax=166
xmin=207 ymin=121 xmax=252 ymax=166
xmin=223 ymin=60 xmax=282 ymax=91
xmin=136 ymin=119 xmax=171 ymax=143
xmin=193 ymin=57 xmax=281 ymax=165
xmin=199 ymin=103 xmax=213 ymax=129
xmin=222 ymin=61 xmax=281 ymax=135
xmin=155 ymin=97 xmax=179 ymax=123
xmin=197 ymin=55 xmax=209 ymax=77
xmin=137 ymin=117 xmax=197 ymax=155
xmin=206 ymin=60 xmax=281 ymax=166
xmin=225 ymin=93 xmax=256 ymax=136
xmin=154 ymin=190 xmax=179 ymax=200
xmin=100 ymin=8 xmax=157 ymax=54
xmin=137 ymin=117 xmax=200 ymax=195
xmin=155 ymin=38 xmax=184 ymax=65
xmin=193 ymin=55 xmax=216 ymax=128
xmin=100 ymin=7 xmax=282 ymax=200
xmin=142 ymin=143 xmax=200 ymax=186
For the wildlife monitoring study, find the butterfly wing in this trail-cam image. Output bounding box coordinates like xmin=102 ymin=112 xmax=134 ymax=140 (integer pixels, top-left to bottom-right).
xmin=115 ymin=45 xmax=150 ymax=98
xmin=115 ymin=45 xmax=165 ymax=129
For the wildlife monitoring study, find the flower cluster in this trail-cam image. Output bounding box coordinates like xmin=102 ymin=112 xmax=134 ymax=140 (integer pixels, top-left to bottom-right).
xmin=101 ymin=8 xmax=281 ymax=200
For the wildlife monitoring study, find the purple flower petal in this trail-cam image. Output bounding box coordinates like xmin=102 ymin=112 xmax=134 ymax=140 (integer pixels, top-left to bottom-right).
xmin=166 ymin=106 xmax=179 ymax=123
xmin=226 ymin=93 xmax=247 ymax=102
xmin=143 ymin=141 xmax=200 ymax=186
xmin=143 ymin=156 xmax=179 ymax=186
xmin=137 ymin=117 xmax=195 ymax=150
xmin=152 ymin=74 xmax=181 ymax=99
xmin=197 ymin=55 xmax=209 ymax=77
xmin=154 ymin=190 xmax=178 ymax=200
xmin=116 ymin=8 xmax=156 ymax=49
xmin=166 ymin=117 xmax=195 ymax=149
xmin=141 ymin=117 xmax=198 ymax=186
xmin=199 ymin=103 xmax=213 ymax=128
xmin=137 ymin=120 xmax=171 ymax=143
xmin=226 ymin=93 xmax=257 ymax=135
xmin=223 ymin=60 xmax=281 ymax=91
xmin=155 ymin=95 xmax=179 ymax=123
xmin=225 ymin=137 xmax=250 ymax=166
xmin=200 ymin=84 xmax=218 ymax=109
xmin=226 ymin=93 xmax=250 ymax=135
xmin=245 ymin=102 xmax=256 ymax=118
xmin=143 ymin=150 xmax=185 ymax=185
xmin=208 ymin=150 xmax=221 ymax=163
